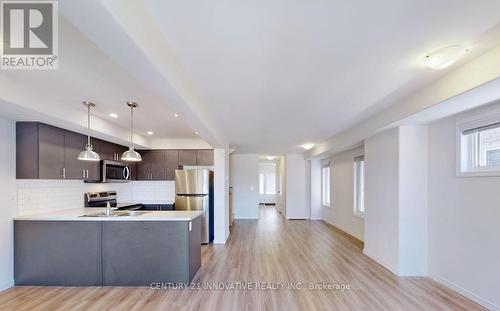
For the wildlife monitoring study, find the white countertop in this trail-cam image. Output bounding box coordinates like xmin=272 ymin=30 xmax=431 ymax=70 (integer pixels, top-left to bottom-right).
xmin=14 ymin=208 xmax=202 ymax=222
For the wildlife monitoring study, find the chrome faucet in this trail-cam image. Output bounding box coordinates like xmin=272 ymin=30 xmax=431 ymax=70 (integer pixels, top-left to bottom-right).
xmin=105 ymin=201 xmax=112 ymax=216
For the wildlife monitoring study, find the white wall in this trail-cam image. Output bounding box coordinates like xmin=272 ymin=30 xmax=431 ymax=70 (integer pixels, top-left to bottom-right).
xmin=214 ymin=147 xmax=230 ymax=243
xmin=285 ymin=154 xmax=310 ymax=219
xmin=230 ymin=154 xmax=259 ymax=219
xmin=398 ymin=126 xmax=428 ymax=276
xmin=364 ymin=128 xmax=400 ymax=273
xmin=428 ymin=106 xmax=500 ymax=309
xmin=322 ymin=146 xmax=364 ymax=241
xmin=149 ymin=138 xmax=213 ymax=149
xmin=364 ymin=126 xmax=428 ymax=276
xmin=0 ymin=117 xmax=16 ymax=291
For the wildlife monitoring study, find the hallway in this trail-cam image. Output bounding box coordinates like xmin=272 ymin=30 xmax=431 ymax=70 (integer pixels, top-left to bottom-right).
xmin=0 ymin=206 xmax=483 ymax=310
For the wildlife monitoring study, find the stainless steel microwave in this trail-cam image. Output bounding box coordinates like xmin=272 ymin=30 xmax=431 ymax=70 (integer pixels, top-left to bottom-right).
xmin=101 ymin=160 xmax=130 ymax=183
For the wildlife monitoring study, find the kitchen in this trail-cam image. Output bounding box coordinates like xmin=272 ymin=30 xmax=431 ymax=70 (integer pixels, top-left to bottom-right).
xmin=13 ymin=104 xmax=217 ymax=286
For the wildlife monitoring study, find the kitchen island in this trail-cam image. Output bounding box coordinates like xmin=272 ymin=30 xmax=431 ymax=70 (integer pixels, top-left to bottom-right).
xmin=14 ymin=208 xmax=203 ymax=286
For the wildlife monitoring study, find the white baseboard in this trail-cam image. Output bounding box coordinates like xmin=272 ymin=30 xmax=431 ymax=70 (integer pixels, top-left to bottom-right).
xmin=0 ymin=280 xmax=14 ymax=292
xmin=233 ymin=216 xmax=259 ymax=220
xmin=429 ymin=274 xmax=499 ymax=311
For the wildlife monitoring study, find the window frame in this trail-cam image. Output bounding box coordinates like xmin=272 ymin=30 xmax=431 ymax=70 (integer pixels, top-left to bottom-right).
xmin=353 ymin=155 xmax=365 ymax=218
xmin=457 ymin=111 xmax=500 ymax=177
xmin=321 ymin=161 xmax=331 ymax=207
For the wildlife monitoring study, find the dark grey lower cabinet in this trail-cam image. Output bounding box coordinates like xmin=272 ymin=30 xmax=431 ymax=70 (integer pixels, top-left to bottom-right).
xmin=14 ymin=218 xmax=201 ymax=286
xmin=140 ymin=204 xmax=174 ymax=211
xmin=102 ymin=219 xmax=200 ymax=285
xmin=14 ymin=221 xmax=102 ymax=286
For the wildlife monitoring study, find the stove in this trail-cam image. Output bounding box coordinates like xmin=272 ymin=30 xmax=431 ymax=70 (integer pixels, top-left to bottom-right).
xmin=84 ymin=191 xmax=141 ymax=210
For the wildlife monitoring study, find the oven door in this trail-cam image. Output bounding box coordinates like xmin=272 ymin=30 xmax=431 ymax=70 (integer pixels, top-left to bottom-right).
xmin=102 ymin=161 xmax=130 ymax=183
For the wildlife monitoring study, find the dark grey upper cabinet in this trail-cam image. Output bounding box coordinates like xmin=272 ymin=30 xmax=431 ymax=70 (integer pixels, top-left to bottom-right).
xmin=136 ymin=150 xmax=151 ymax=180
xmin=38 ymin=124 xmax=66 ymax=179
xmin=196 ymin=150 xmax=214 ymax=166
xmin=64 ymin=131 xmax=100 ymax=180
xmin=16 ymin=123 xmax=39 ymax=179
xmin=165 ymin=150 xmax=179 ymax=180
xmin=16 ymin=121 xmax=212 ymax=181
xmin=150 ymin=151 xmax=166 ymax=180
xmin=94 ymin=139 xmax=125 ymax=162
xmin=17 ymin=122 xmax=66 ymax=179
xmin=136 ymin=150 xmax=166 ymax=180
xmin=64 ymin=131 xmax=87 ymax=180
xmin=178 ymin=150 xmax=197 ymax=166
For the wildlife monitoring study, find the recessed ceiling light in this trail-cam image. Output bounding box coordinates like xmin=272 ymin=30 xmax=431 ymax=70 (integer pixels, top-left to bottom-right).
xmin=173 ymin=113 xmax=179 ymax=118
xmin=194 ymin=131 xmax=199 ymax=135
xmin=266 ymin=156 xmax=275 ymax=160
xmin=147 ymin=131 xmax=153 ymax=135
xmin=302 ymin=143 xmax=314 ymax=150
xmin=109 ymin=113 xmax=118 ymax=118
xmin=424 ymin=45 xmax=469 ymax=70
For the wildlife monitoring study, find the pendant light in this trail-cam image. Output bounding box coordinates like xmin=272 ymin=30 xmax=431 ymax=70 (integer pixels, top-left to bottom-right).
xmin=78 ymin=102 xmax=100 ymax=161
xmin=121 ymin=101 xmax=142 ymax=162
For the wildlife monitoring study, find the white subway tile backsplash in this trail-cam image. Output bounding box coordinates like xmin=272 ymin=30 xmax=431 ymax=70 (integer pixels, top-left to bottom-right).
xmin=17 ymin=180 xmax=176 ymax=215
xmin=131 ymin=181 xmax=175 ymax=201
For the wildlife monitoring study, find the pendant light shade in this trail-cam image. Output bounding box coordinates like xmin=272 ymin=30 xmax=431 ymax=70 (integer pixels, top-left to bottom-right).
xmin=121 ymin=101 xmax=142 ymax=162
xmin=78 ymin=145 xmax=100 ymax=161
xmin=78 ymin=102 xmax=101 ymax=162
xmin=121 ymin=148 xmax=142 ymax=162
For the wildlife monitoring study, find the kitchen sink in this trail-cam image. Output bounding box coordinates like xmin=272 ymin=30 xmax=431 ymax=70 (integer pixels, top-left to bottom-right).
xmin=81 ymin=211 xmax=150 ymax=217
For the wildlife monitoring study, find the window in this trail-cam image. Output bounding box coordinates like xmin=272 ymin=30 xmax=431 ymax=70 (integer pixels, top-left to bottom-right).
xmin=321 ymin=160 xmax=331 ymax=207
xmin=259 ymin=163 xmax=277 ymax=194
xmin=354 ymin=156 xmax=365 ymax=217
xmin=459 ymin=114 xmax=500 ymax=176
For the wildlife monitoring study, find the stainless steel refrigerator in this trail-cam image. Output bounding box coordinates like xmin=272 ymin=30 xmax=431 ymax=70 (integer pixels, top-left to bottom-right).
xmin=175 ymin=169 xmax=214 ymax=244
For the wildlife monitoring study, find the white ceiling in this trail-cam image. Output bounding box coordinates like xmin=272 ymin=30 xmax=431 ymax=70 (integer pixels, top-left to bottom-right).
xmin=0 ymin=15 xmax=198 ymax=140
xmin=3 ymin=0 xmax=500 ymax=153
xmin=140 ymin=0 xmax=500 ymax=153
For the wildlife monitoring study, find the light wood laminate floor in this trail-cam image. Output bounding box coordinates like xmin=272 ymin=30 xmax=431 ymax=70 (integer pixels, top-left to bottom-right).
xmin=0 ymin=206 xmax=484 ymax=311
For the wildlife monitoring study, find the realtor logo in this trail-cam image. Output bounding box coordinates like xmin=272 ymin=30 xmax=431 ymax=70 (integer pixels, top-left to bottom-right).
xmin=1 ymin=1 xmax=58 ymax=69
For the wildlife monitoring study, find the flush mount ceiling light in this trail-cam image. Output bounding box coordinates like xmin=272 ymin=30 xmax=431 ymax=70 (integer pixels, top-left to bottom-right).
xmin=424 ymin=45 xmax=469 ymax=70
xmin=266 ymin=156 xmax=275 ymax=160
xmin=194 ymin=131 xmax=199 ymax=135
xmin=121 ymin=101 xmax=142 ymax=162
xmin=109 ymin=113 xmax=118 ymax=118
xmin=173 ymin=113 xmax=179 ymax=118
xmin=78 ymin=102 xmax=101 ymax=162
xmin=147 ymin=131 xmax=153 ymax=135
xmin=302 ymin=143 xmax=314 ymax=150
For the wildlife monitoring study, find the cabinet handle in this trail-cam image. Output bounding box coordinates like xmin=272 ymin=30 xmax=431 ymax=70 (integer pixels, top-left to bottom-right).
xmin=86 ymin=170 xmax=89 ymax=179
xmin=82 ymin=170 xmax=85 ymax=179
xmin=62 ymin=168 xmax=66 ymax=179
xmin=123 ymin=167 xmax=130 ymax=180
